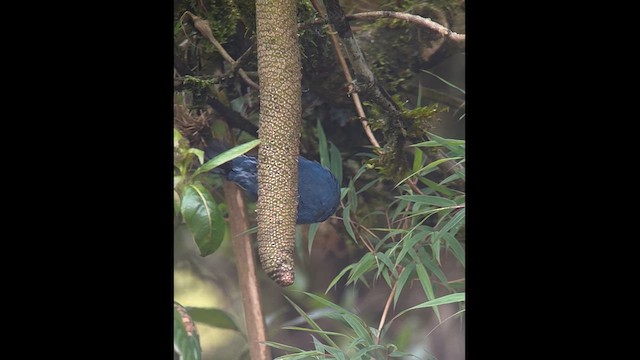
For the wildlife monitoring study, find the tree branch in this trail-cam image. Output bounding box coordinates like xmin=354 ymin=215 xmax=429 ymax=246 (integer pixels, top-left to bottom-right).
xmin=309 ymin=0 xmax=380 ymax=148
xmin=321 ymin=0 xmax=465 ymax=178
xmin=183 ymin=11 xmax=259 ymax=90
xmin=206 ymin=97 xmax=259 ymax=137
xmin=223 ymin=181 xmax=271 ymax=360
xmin=346 ymin=11 xmax=465 ymax=47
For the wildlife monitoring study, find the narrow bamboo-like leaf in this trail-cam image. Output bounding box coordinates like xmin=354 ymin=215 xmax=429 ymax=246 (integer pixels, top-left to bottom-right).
xmin=396 ymin=195 xmax=457 ymax=207
xmin=347 ymin=179 xmax=358 ymax=209
xmin=340 ymin=187 xmax=349 ymax=201
xmin=347 ymin=252 xmax=375 ymax=285
xmin=317 ymin=119 xmax=329 ymax=168
xmin=181 ymin=183 xmax=225 ymax=256
xmin=311 ymin=336 xmax=326 ymax=353
xmin=192 ymin=139 xmax=260 ymax=177
xmin=376 ymin=251 xmax=397 ymax=278
xmin=395 ymin=233 xmax=425 ymax=267
xmin=412 ymin=147 xmax=423 ymax=172
xmin=441 ymin=232 xmax=465 ymax=266
xmin=325 ymin=264 xmax=355 ymax=294
xmin=281 ymin=326 xmax=352 ymax=339
xmin=307 ymin=222 xmax=320 ymax=256
xmin=324 ymin=344 xmax=346 ymax=360
xmin=392 ymin=293 xmax=465 ymax=321
xmin=283 ymin=295 xmax=339 ymax=348
xmin=394 ymin=263 xmax=415 ymax=308
xmin=420 ymin=70 xmax=465 ymax=94
xmin=263 ymin=341 xmax=305 ymax=353
xmin=355 ymin=177 xmax=380 ymax=195
xmin=438 ymin=208 xmax=465 ymax=236
xmin=185 ymin=307 xmax=240 ymax=332
xmin=340 ymin=313 xmax=373 ymax=344
xmin=431 ymin=236 xmax=441 ymax=265
xmin=351 ymin=345 xmax=386 ymax=359
xmin=342 ymin=205 xmax=357 ymax=242
xmin=352 ymin=164 xmax=368 ymax=182
xmin=174 ymin=302 xmax=201 ymax=360
xmin=329 ymin=142 xmax=343 ymax=185
xmin=412 ymin=248 xmax=450 ymax=287
xmin=415 ymin=263 xmax=440 ymax=321
xmin=274 ymin=351 xmax=324 ymax=360
xmin=394 ymin=157 xmax=463 ymax=189
xmin=418 ymin=176 xmax=455 ymax=196
xmin=426 ymin=132 xmax=466 ymax=156
xmin=381 ymin=268 xmax=392 ymax=287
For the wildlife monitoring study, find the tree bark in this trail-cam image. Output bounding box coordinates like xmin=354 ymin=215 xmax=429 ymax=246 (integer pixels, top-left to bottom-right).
xmin=223 ymin=182 xmax=271 ymax=360
xmin=255 ymin=0 xmax=302 ymax=287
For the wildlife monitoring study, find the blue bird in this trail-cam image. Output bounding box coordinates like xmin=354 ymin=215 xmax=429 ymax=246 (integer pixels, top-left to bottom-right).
xmin=205 ymin=144 xmax=341 ymax=224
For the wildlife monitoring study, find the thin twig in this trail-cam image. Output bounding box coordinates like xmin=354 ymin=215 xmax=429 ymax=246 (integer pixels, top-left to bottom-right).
xmin=376 ymin=268 xmax=402 ymax=345
xmin=346 ymin=11 xmax=465 ymax=45
xmin=322 ymin=0 xmax=464 ymax=180
xmin=183 ymin=11 xmax=259 ymax=90
xmin=309 ymin=0 xmax=380 ymax=149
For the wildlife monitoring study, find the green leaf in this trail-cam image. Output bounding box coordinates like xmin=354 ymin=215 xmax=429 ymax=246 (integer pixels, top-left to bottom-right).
xmin=376 ymin=251 xmax=397 ymax=278
xmin=355 ymin=177 xmax=380 ymax=195
xmin=192 ymin=139 xmax=260 ymax=177
xmin=174 ymin=128 xmax=183 ymax=147
xmin=325 ymin=264 xmax=355 ymax=294
xmin=441 ymin=232 xmax=465 ymax=266
xmin=412 ymin=147 xmax=423 ymax=172
xmin=415 ymin=263 xmax=440 ymax=321
xmin=174 ymin=302 xmax=201 ymax=360
xmin=317 ymin=119 xmax=329 ymax=169
xmin=311 ymin=336 xmax=326 ymax=353
xmin=263 ymin=341 xmax=305 ymax=353
xmin=438 ymin=208 xmax=465 ymax=236
xmin=329 ymin=142 xmax=343 ymax=185
xmin=340 ymin=313 xmax=374 ymax=344
xmin=274 ymin=350 xmax=324 ymax=360
xmin=412 ymin=248 xmax=450 ymax=288
xmin=392 ymin=293 xmax=465 ymax=321
xmin=351 ymin=344 xmax=386 ymax=359
xmin=325 ymin=345 xmax=346 ymax=360
xmin=180 ymin=183 xmax=225 ymax=256
xmin=394 ymin=263 xmax=415 ymax=309
xmin=419 ymin=70 xmax=465 ymax=94
xmin=395 ymin=195 xmax=457 ymax=207
xmin=395 ymin=157 xmax=463 ymax=188
xmin=283 ymin=295 xmax=339 ymax=348
xmin=281 ymin=326 xmax=351 ymax=339
xmin=187 ymin=148 xmax=205 ymax=165
xmin=307 ymin=222 xmax=320 ymax=256
xmin=185 ymin=307 xmax=240 ymax=332
xmin=342 ymin=205 xmax=357 ymax=242
xmin=417 ymin=177 xmax=454 ymax=196
xmin=174 ymin=190 xmax=181 ymax=217
xmin=347 ymin=252 xmax=375 ymax=285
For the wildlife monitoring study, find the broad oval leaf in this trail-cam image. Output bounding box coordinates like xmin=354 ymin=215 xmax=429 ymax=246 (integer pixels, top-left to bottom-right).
xmin=185 ymin=307 xmax=240 ymax=332
xmin=174 ymin=302 xmax=202 ymax=360
xmin=180 ymin=183 xmax=225 ymax=256
xmin=192 ymin=139 xmax=260 ymax=177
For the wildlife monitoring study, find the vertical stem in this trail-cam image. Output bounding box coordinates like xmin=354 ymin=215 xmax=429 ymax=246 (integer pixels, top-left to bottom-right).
xmin=223 ymin=181 xmax=271 ymax=360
